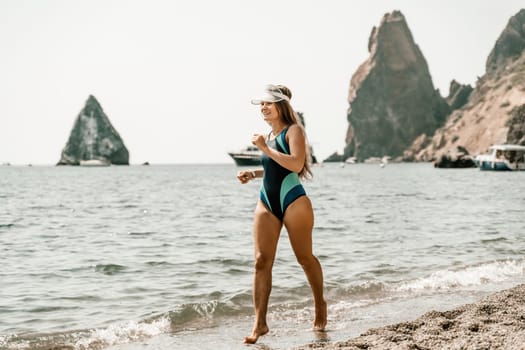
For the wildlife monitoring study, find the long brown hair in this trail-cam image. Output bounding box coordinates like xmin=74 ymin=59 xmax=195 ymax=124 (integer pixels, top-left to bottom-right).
xmin=272 ymin=85 xmax=313 ymax=180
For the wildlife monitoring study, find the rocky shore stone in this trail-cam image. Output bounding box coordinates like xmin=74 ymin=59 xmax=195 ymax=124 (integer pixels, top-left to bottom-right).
xmin=433 ymin=146 xmax=476 ymax=168
xmin=296 ymin=284 xmax=525 ymax=350
xmin=57 ymin=95 xmax=129 ymax=165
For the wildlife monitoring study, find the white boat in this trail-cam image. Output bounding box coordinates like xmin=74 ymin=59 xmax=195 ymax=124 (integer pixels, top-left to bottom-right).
xmin=227 ymin=145 xmax=262 ymax=166
xmin=79 ymin=159 xmax=111 ymax=167
xmin=474 ymin=144 xmax=525 ymax=171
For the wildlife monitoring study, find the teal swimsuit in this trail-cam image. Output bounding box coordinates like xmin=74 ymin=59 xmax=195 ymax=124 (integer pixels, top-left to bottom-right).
xmin=260 ymin=127 xmax=306 ymax=221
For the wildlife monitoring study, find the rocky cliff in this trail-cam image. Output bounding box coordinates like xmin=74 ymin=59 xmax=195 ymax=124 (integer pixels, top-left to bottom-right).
xmin=57 ymin=95 xmax=129 ymax=165
xmin=404 ymin=9 xmax=525 ymax=162
xmin=339 ymin=11 xmax=450 ymax=162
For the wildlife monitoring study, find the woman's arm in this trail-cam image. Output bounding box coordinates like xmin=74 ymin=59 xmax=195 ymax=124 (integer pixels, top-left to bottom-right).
xmin=252 ymin=124 xmax=306 ymax=173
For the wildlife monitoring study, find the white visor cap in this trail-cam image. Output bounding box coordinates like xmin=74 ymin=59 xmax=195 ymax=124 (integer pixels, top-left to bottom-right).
xmin=251 ymin=85 xmax=290 ymax=105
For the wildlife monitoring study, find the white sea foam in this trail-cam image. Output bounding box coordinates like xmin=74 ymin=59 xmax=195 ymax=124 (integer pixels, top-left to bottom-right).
xmin=396 ymin=259 xmax=525 ymax=292
xmin=0 ymin=335 xmax=8 ymax=349
xmin=74 ymin=317 xmax=171 ymax=349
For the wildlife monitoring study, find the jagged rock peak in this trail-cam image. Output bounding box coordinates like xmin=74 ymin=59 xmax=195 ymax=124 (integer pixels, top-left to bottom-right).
xmin=86 ymin=94 xmax=100 ymax=107
xmin=342 ymin=10 xmax=450 ymax=162
xmin=57 ymin=95 xmax=130 ymax=165
xmin=446 ymin=80 xmax=473 ymax=110
xmin=368 ymin=11 xmax=419 ymax=62
xmin=486 ymin=9 xmax=525 ymax=74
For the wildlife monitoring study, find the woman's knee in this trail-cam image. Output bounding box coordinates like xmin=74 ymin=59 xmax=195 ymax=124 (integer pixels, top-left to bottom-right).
xmin=295 ymin=254 xmax=317 ymax=269
xmin=254 ymin=252 xmax=274 ymax=271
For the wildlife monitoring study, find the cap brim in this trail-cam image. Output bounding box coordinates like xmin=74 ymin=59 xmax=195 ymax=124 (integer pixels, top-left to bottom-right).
xmin=251 ymin=92 xmax=283 ymax=105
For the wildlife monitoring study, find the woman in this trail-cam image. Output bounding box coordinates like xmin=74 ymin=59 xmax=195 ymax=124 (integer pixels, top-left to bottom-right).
xmin=237 ymin=84 xmax=327 ymax=344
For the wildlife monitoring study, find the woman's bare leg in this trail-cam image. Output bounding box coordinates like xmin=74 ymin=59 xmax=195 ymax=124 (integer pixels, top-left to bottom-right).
xmin=244 ymin=201 xmax=282 ymax=344
xmin=284 ymin=196 xmax=327 ymax=331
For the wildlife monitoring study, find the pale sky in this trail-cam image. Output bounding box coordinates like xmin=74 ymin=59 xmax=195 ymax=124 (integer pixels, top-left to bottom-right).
xmin=1 ymin=0 xmax=523 ymax=165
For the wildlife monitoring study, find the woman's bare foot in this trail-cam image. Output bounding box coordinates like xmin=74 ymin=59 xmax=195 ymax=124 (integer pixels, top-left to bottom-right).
xmin=313 ymin=299 xmax=327 ymax=331
xmin=243 ymin=324 xmax=269 ymax=344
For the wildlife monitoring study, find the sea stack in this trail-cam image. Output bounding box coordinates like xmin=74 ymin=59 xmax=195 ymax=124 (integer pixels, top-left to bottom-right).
xmin=57 ymin=95 xmax=129 ymax=165
xmin=343 ymin=11 xmax=450 ymax=162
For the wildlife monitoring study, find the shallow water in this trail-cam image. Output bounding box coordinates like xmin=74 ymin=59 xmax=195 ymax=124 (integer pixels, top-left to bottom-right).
xmin=1 ymin=163 xmax=524 ymax=349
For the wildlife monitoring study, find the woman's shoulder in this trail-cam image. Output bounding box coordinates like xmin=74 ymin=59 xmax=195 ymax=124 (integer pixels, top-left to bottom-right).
xmin=284 ymin=124 xmax=306 ymax=145
xmin=286 ymin=123 xmax=305 ymax=137
xmin=286 ymin=123 xmax=303 ymax=134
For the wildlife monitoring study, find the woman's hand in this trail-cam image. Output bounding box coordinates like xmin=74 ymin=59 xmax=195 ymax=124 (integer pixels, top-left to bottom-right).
xmin=252 ymin=125 xmax=306 ymax=174
xmin=237 ymin=170 xmax=256 ymax=184
xmin=251 ymin=134 xmax=267 ymax=151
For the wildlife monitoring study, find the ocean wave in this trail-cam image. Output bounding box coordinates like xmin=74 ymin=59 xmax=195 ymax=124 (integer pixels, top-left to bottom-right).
xmin=75 ymin=318 xmax=171 ymax=349
xmin=28 ymin=305 xmax=80 ymax=313
xmin=395 ymin=259 xmax=525 ymax=292
xmin=199 ymin=257 xmax=250 ymax=266
xmin=144 ymin=260 xmax=176 ymax=267
xmin=480 ymin=236 xmax=508 ymax=243
xmin=0 ymin=317 xmax=171 ymax=350
xmin=128 ymin=231 xmax=156 ymax=236
xmin=0 ymin=294 xmax=253 ymax=350
xmin=166 ymin=294 xmax=253 ymax=327
xmin=94 ymin=264 xmax=127 ymax=275
xmin=329 ymin=280 xmax=388 ymax=299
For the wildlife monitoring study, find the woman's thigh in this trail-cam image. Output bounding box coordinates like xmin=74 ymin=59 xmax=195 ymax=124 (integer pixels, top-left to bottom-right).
xmin=283 ymin=196 xmax=314 ymax=258
xmin=253 ymin=200 xmax=282 ymax=262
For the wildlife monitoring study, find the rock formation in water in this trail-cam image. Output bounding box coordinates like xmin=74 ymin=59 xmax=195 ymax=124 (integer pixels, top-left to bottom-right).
xmin=433 ymin=146 xmax=476 ymax=169
xmin=57 ymin=95 xmax=129 ymax=165
xmin=338 ymin=10 xmax=450 ymax=162
xmin=404 ymin=9 xmax=525 ymax=162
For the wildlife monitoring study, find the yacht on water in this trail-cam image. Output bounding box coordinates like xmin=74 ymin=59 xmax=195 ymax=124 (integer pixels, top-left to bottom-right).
xmin=228 ymin=144 xmax=319 ymax=167
xmin=227 ymin=145 xmax=262 ymax=166
xmin=474 ymin=144 xmax=525 ymax=171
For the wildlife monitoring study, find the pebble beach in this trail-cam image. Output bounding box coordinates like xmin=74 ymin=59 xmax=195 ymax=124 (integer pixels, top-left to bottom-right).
xmin=296 ymin=284 xmax=525 ymax=350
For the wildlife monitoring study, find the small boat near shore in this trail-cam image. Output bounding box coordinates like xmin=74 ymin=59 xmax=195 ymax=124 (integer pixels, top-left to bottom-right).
xmin=474 ymin=144 xmax=525 ymax=171
xmin=79 ymin=159 xmax=111 ymax=167
xmin=227 ymin=145 xmax=262 ymax=166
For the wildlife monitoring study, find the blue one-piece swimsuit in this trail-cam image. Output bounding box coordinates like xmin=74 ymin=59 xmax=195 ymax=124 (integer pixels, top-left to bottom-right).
xmin=260 ymin=127 xmax=306 ymax=221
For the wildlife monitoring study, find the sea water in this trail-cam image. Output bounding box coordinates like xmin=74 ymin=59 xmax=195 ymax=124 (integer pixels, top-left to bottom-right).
xmin=1 ymin=163 xmax=524 ymax=350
